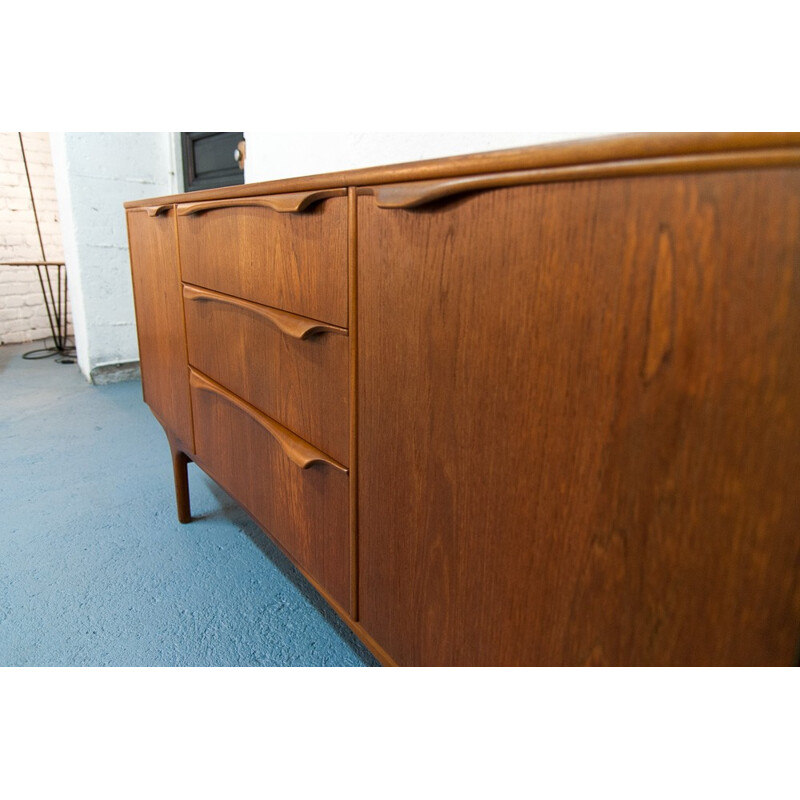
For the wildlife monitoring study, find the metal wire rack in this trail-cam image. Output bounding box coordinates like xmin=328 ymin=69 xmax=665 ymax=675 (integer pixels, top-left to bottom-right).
xmin=0 ymin=260 xmax=74 ymax=362
xmin=0 ymin=133 xmax=75 ymax=364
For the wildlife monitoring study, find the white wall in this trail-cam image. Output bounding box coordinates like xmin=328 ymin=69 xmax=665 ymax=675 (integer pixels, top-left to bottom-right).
xmin=51 ymin=133 xmax=180 ymax=382
xmin=243 ymin=132 xmax=608 ymax=184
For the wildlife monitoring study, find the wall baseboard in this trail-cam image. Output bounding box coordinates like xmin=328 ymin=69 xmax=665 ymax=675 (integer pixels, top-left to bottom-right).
xmin=90 ymin=361 xmax=141 ymax=385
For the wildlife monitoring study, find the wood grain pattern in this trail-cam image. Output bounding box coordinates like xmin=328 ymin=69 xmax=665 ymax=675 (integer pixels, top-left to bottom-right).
xmin=183 ymin=285 xmax=349 ymax=465
xmin=190 ymin=368 xmax=351 ymax=609
xmin=177 ymin=195 xmax=347 ymax=326
xmin=125 ymin=133 xmax=800 ymax=209
xmin=126 ymin=207 xmax=194 ymax=452
xmin=357 ymin=169 xmax=800 ymax=666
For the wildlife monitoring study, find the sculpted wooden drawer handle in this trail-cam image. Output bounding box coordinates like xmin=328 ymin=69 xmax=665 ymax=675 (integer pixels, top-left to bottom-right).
xmin=183 ymin=285 xmax=347 ymax=340
xmin=128 ymin=204 xmax=171 ymax=217
xmin=190 ymin=370 xmax=348 ymax=474
xmin=177 ymin=188 xmax=347 ymax=216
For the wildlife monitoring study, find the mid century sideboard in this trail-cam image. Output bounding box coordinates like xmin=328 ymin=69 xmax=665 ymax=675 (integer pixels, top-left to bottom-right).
xmin=124 ymin=133 xmax=800 ymax=666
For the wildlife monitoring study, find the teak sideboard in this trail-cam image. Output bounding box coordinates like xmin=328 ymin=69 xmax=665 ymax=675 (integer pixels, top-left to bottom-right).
xmin=124 ymin=133 xmax=800 ymax=666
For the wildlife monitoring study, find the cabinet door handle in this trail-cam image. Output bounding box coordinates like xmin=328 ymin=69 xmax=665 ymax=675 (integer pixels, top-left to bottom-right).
xmin=359 ymin=174 xmax=522 ymax=208
xmin=360 ymin=148 xmax=800 ymax=209
xmin=190 ymin=370 xmax=348 ymax=474
xmin=177 ymin=188 xmax=346 ymax=216
xmin=183 ymin=285 xmax=346 ymax=340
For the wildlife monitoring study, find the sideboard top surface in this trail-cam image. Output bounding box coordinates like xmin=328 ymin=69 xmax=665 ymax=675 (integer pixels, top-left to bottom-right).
xmin=124 ymin=132 xmax=800 ymax=209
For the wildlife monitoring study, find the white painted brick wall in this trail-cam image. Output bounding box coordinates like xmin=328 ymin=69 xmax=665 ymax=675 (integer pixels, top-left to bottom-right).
xmin=0 ymin=131 xmax=71 ymax=345
xmin=51 ymin=132 xmax=178 ymax=378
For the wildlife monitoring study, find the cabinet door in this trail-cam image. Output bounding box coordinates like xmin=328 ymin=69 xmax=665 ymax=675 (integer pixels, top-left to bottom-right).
xmin=356 ymin=170 xmax=800 ymax=666
xmin=127 ymin=207 xmax=194 ymax=452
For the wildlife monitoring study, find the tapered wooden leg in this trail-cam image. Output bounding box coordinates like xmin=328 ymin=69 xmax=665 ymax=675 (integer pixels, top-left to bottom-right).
xmin=169 ymin=440 xmax=192 ymax=524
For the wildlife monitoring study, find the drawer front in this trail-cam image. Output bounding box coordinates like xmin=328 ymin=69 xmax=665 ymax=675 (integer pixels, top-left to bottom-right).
xmin=177 ymin=192 xmax=348 ymax=326
xmin=190 ymin=369 xmax=350 ymax=611
xmin=183 ymin=285 xmax=349 ymax=465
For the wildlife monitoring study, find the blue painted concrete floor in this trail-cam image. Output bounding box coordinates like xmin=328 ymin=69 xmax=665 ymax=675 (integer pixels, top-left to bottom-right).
xmin=0 ymin=342 xmax=378 ymax=666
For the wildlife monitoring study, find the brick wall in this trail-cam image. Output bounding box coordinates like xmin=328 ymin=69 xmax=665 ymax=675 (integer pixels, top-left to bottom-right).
xmin=0 ymin=132 xmax=71 ymax=345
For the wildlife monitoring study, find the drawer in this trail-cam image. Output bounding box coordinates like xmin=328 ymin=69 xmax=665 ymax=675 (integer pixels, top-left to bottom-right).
xmin=190 ymin=369 xmax=350 ymax=611
xmin=176 ymin=190 xmax=348 ymax=327
xmin=183 ymin=284 xmax=349 ymax=465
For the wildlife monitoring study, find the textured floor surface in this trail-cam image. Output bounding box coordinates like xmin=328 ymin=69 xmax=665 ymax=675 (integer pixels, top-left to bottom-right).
xmin=0 ymin=342 xmax=378 ymax=666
